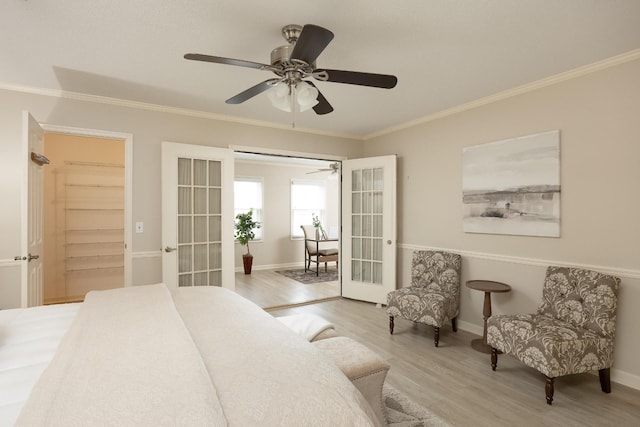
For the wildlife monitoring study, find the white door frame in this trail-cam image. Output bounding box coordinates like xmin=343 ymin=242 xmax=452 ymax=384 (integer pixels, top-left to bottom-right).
xmin=38 ymin=123 xmax=134 ymax=288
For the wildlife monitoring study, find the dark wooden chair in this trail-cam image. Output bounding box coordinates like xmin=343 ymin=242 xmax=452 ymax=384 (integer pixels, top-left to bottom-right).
xmin=300 ymin=225 xmax=338 ymax=276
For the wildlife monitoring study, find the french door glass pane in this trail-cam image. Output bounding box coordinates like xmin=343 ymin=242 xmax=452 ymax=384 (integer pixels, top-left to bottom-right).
xmin=178 ymin=216 xmax=192 ymax=243
xmin=194 ymin=272 xmax=208 ymax=286
xmin=194 ymin=160 xmax=207 ymax=186
xmin=179 ymin=274 xmax=192 ymax=287
xmin=351 ymin=260 xmax=361 ymax=281
xmin=352 ymin=237 xmax=361 ymax=259
xmin=209 ymin=188 xmax=221 ymax=214
xmin=178 ymin=158 xmax=191 ymax=185
xmin=352 ymin=215 xmax=361 ymax=237
xmin=194 ymin=216 xmax=207 ymax=242
xmin=373 ymin=168 xmax=384 ymax=191
xmin=194 ymin=244 xmax=207 ymax=271
xmin=209 ymin=161 xmax=222 ymax=186
xmin=372 ymin=239 xmax=383 ymax=261
xmin=209 ymin=216 xmax=221 ymax=242
xmin=372 ymin=262 xmax=382 ymax=284
xmin=178 ymin=245 xmax=192 ymax=273
xmin=362 ymin=215 xmax=372 ymax=237
xmin=209 ymin=271 xmax=222 ymax=286
xmin=373 ymin=215 xmax=383 ymax=237
xmin=352 ymin=170 xmax=362 ymax=191
xmin=209 ymin=243 xmax=222 ymax=269
xmin=194 ymin=188 xmax=207 ymax=214
xmin=178 ymin=188 xmax=191 ymax=214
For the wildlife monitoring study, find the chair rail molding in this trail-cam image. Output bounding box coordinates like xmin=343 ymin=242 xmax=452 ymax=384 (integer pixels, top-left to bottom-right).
xmin=398 ymin=244 xmax=640 ymax=281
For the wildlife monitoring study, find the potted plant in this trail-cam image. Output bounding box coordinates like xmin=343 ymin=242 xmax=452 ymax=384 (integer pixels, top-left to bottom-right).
xmin=235 ymin=209 xmax=261 ymax=274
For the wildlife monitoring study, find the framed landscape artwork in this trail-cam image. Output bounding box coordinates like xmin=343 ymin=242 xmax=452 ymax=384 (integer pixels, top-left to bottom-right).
xmin=462 ymin=130 xmax=560 ymax=237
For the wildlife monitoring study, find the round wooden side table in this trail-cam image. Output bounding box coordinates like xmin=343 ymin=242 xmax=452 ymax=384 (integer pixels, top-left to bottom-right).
xmin=466 ymin=280 xmax=511 ymax=354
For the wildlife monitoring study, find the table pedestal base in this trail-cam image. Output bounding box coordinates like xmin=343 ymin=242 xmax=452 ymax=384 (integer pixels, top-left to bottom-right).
xmin=471 ymin=338 xmax=492 ymax=354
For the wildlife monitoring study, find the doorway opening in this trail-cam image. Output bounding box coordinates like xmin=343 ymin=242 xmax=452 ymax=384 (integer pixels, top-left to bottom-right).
xmin=43 ymin=132 xmax=126 ymax=304
xmin=231 ymin=151 xmax=342 ymax=309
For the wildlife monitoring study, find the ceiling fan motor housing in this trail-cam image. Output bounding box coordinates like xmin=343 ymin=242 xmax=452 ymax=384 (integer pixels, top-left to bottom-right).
xmin=270 ymin=45 xmax=293 ymax=66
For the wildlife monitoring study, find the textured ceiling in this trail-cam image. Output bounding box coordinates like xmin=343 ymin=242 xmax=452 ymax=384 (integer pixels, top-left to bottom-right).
xmin=2 ymin=1 xmax=639 ymax=138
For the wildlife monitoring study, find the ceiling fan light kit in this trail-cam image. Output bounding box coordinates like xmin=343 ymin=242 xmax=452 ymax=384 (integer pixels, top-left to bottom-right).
xmin=267 ymin=81 xmax=319 ymax=112
xmin=184 ymin=23 xmax=398 ymax=124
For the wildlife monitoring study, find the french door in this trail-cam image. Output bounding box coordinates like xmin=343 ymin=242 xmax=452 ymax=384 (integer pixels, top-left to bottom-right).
xmin=161 ymin=142 xmax=235 ymax=289
xmin=341 ymin=155 xmax=396 ymax=304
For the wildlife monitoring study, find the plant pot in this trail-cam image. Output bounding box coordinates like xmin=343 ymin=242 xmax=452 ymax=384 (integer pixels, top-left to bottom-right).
xmin=242 ymin=254 xmax=253 ymax=275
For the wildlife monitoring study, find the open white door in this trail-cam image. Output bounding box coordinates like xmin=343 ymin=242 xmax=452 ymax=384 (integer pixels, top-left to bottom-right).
xmin=21 ymin=111 xmax=46 ymax=307
xmin=341 ymin=155 xmax=396 ymax=304
xmin=161 ymin=142 xmax=235 ymax=290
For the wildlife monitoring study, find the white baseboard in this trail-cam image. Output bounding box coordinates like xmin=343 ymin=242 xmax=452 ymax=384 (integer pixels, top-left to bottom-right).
xmin=457 ymin=320 xmax=483 ymax=337
xmin=235 ymin=262 xmax=304 ymax=273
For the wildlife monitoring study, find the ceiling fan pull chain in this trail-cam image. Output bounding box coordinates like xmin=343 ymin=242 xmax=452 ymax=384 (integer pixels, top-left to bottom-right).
xmin=291 ymin=84 xmax=297 ymax=128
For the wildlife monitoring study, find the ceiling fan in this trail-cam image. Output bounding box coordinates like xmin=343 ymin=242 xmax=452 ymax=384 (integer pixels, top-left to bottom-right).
xmin=184 ymin=24 xmax=398 ymax=115
xmin=306 ymin=162 xmax=340 ymax=174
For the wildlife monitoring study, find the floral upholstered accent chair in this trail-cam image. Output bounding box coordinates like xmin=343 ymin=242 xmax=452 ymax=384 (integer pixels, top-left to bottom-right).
xmin=487 ymin=266 xmax=621 ymax=405
xmin=386 ymin=250 xmax=462 ymax=347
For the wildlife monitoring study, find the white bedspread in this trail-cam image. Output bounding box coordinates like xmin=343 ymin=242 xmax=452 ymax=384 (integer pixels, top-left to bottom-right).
xmin=7 ymin=284 xmax=378 ymax=426
xmin=0 ymin=302 xmax=80 ymax=427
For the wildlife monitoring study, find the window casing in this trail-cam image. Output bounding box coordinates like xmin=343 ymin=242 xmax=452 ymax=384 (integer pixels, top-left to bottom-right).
xmin=234 ymin=177 xmax=263 ymax=240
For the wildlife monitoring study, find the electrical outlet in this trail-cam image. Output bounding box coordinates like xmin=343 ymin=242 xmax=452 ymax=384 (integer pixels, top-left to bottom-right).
xmin=135 ymin=222 xmax=144 ymax=233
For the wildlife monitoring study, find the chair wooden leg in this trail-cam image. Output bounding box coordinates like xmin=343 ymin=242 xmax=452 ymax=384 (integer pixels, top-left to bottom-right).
xmin=545 ymin=376 xmax=555 ymax=405
xmin=389 ymin=316 xmax=394 ymax=334
xmin=599 ymin=368 xmax=612 ymax=393
xmin=491 ymin=347 xmax=498 ymax=371
xmin=451 ymin=317 xmax=457 ymax=332
xmin=433 ymin=326 xmax=440 ymax=347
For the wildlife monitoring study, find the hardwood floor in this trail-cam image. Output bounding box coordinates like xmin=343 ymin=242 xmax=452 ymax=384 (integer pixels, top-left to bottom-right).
xmin=268 ymin=298 xmax=640 ymax=427
xmin=234 ymin=268 xmax=340 ymax=309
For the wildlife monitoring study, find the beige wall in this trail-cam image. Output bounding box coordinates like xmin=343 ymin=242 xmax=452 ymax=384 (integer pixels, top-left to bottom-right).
xmin=0 ymin=89 xmax=362 ymax=308
xmin=234 ymin=160 xmax=339 ymax=270
xmin=365 ymin=58 xmax=640 ymax=386
xmin=1 ymin=55 xmax=638 ymax=388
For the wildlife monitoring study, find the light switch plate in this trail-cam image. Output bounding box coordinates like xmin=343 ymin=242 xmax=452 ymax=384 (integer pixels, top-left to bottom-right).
xmin=135 ymin=222 xmax=144 ymax=233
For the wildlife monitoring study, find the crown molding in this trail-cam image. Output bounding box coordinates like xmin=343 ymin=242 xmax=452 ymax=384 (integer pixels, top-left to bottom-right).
xmin=0 ymin=81 xmax=360 ymax=141
xmin=365 ymin=49 xmax=640 ymax=140
xmin=3 ymin=49 xmax=638 ymax=143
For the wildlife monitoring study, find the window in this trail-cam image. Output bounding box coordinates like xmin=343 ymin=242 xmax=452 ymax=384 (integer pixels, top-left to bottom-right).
xmin=291 ymin=179 xmax=326 ymax=238
xmin=234 ymin=177 xmax=263 ymax=240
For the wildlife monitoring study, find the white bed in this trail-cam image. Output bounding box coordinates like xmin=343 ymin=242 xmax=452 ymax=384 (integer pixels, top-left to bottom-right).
xmin=0 ymin=302 xmax=81 ymax=426
xmin=0 ymin=284 xmax=379 ymax=426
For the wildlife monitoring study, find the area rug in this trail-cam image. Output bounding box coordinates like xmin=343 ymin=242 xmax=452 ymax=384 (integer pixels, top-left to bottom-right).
xmin=275 ymin=268 xmax=338 ymax=284
xmin=384 ymin=383 xmax=451 ymax=427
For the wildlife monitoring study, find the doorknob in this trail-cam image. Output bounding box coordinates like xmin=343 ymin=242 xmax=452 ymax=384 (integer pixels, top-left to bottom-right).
xmin=164 ymin=246 xmax=177 ymax=253
xmin=27 ymin=253 xmax=39 ymax=261
xmin=387 ymin=240 xmax=392 ymax=245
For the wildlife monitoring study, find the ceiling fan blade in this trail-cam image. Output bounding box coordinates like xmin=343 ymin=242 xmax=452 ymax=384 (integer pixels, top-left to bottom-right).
xmin=290 ymin=24 xmax=334 ymax=65
xmin=184 ymin=53 xmax=269 ymax=70
xmin=226 ymin=79 xmax=280 ymax=104
xmin=315 ymin=69 xmax=398 ymax=89
xmin=307 ymin=81 xmax=333 ymax=115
